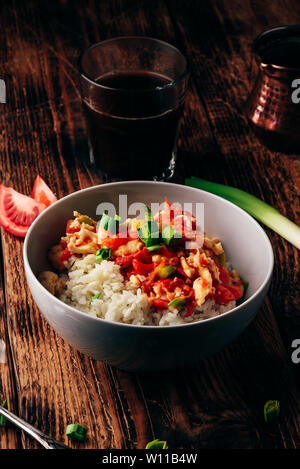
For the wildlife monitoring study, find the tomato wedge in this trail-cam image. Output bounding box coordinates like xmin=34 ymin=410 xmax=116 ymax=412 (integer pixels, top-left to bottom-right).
xmin=32 ymin=175 xmax=57 ymax=207
xmin=0 ymin=185 xmax=46 ymax=237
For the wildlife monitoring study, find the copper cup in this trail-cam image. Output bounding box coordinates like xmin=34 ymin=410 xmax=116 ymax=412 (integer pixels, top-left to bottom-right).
xmin=246 ymin=25 xmax=300 ymax=153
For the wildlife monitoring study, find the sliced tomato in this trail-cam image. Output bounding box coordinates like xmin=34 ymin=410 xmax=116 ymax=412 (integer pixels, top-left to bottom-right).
xmin=32 ymin=175 xmax=57 ymax=207
xmin=0 ymin=185 xmax=46 ymax=237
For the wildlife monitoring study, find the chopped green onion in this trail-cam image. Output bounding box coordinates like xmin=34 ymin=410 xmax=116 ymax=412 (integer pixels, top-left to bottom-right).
xmin=157 ymin=265 xmax=176 ymax=279
xmin=144 ymin=205 xmax=153 ymax=222
xmin=146 ymin=439 xmax=168 ymax=449
xmin=95 ymin=247 xmax=111 ymax=263
xmin=168 ymin=297 xmax=186 ymax=308
xmin=0 ymin=399 xmax=8 ymax=427
xmin=138 ymin=205 xmax=160 ymax=247
xmin=185 ymin=177 xmax=300 ymax=250
xmin=161 ymin=225 xmax=182 ymax=246
xmin=138 ymin=222 xmax=160 ymax=247
xmin=146 ymin=245 xmax=164 ymax=252
xmin=264 ymin=400 xmax=280 ymax=423
xmin=66 ymin=423 xmax=87 ymax=442
xmin=99 ymin=213 xmax=120 ymax=233
xmin=89 ymin=293 xmax=102 ymax=305
xmin=78 ymin=215 xmax=96 ymax=226
xmin=218 ymin=251 xmax=226 ymax=267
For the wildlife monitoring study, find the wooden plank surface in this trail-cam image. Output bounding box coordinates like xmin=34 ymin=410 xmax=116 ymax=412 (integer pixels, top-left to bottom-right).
xmin=0 ymin=0 xmax=299 ymax=449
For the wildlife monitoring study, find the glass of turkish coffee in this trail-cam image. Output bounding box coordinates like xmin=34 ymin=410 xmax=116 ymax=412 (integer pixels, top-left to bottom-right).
xmin=79 ymin=37 xmax=189 ymax=180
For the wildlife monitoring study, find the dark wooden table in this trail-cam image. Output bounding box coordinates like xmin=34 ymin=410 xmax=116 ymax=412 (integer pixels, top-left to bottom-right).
xmin=0 ymin=0 xmax=299 ymax=450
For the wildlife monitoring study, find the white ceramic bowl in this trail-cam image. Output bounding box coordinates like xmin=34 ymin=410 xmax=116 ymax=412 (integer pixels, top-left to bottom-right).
xmin=24 ymin=181 xmax=274 ymax=371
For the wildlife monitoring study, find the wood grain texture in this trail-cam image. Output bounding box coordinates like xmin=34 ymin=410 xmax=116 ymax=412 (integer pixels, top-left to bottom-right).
xmin=0 ymin=0 xmax=299 ymax=449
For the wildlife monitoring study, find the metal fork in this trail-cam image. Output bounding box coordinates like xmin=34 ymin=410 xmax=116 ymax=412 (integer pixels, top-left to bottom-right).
xmin=0 ymin=405 xmax=69 ymax=449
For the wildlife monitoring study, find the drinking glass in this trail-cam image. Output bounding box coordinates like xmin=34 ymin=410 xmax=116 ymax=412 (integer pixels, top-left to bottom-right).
xmin=79 ymin=37 xmax=189 ymax=180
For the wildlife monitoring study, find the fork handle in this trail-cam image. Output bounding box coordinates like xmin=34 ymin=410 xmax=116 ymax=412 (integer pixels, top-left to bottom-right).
xmin=0 ymin=406 xmax=69 ymax=449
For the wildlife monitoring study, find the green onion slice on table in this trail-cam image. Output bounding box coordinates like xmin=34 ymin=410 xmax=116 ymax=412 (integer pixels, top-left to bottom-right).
xmin=264 ymin=400 xmax=280 ymax=423
xmin=146 ymin=439 xmax=168 ymax=449
xmin=66 ymin=423 xmax=87 ymax=442
xmin=185 ymin=177 xmax=300 ymax=250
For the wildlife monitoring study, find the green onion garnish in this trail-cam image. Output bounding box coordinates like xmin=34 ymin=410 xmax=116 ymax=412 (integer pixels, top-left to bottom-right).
xmin=146 ymin=245 xmax=164 ymax=252
xmin=218 ymin=251 xmax=226 ymax=267
xmin=185 ymin=177 xmax=300 ymax=250
xmin=95 ymin=247 xmax=111 ymax=263
xmin=264 ymin=400 xmax=280 ymax=423
xmin=146 ymin=439 xmax=168 ymax=449
xmin=89 ymin=293 xmax=102 ymax=305
xmin=78 ymin=215 xmax=96 ymax=226
xmin=0 ymin=399 xmax=8 ymax=427
xmin=168 ymin=297 xmax=186 ymax=308
xmin=66 ymin=423 xmax=87 ymax=442
xmin=138 ymin=206 xmax=160 ymax=248
xmin=99 ymin=213 xmax=120 ymax=233
xmin=161 ymin=225 xmax=182 ymax=246
xmin=157 ymin=265 xmax=176 ymax=279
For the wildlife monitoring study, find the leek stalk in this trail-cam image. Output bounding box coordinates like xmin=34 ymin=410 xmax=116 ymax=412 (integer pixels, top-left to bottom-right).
xmin=185 ymin=177 xmax=300 ymax=249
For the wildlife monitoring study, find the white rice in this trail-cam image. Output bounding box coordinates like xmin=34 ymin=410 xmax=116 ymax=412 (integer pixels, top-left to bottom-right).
xmin=59 ymin=254 xmax=235 ymax=326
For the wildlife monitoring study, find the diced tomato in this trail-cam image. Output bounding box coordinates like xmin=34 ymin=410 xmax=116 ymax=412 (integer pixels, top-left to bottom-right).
xmin=132 ymin=259 xmax=154 ymax=276
xmin=151 ymin=298 xmax=170 ymax=310
xmin=32 ymin=175 xmax=57 ymax=207
xmin=134 ymin=248 xmax=152 ymax=264
xmin=0 ymin=185 xmax=46 ymax=237
xmin=159 ymin=246 xmax=175 ymax=258
xmin=219 ymin=266 xmax=231 ymax=286
xmin=169 ymin=257 xmax=179 ymax=266
xmin=226 ymin=284 xmax=244 ymax=300
xmin=114 ymin=254 xmax=134 ymax=269
xmin=215 ymin=284 xmax=235 ymax=305
xmin=169 ymin=277 xmax=185 ymax=290
xmin=66 ymin=219 xmax=80 ymax=234
xmin=184 ymin=294 xmax=196 ymax=317
xmin=102 ymin=236 xmax=130 ymax=250
xmin=126 ymin=268 xmax=134 ymax=280
xmin=152 ymin=278 xmax=172 ymax=295
xmin=60 ymin=247 xmax=71 ymax=267
xmin=143 ymin=262 xmax=165 ymax=291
